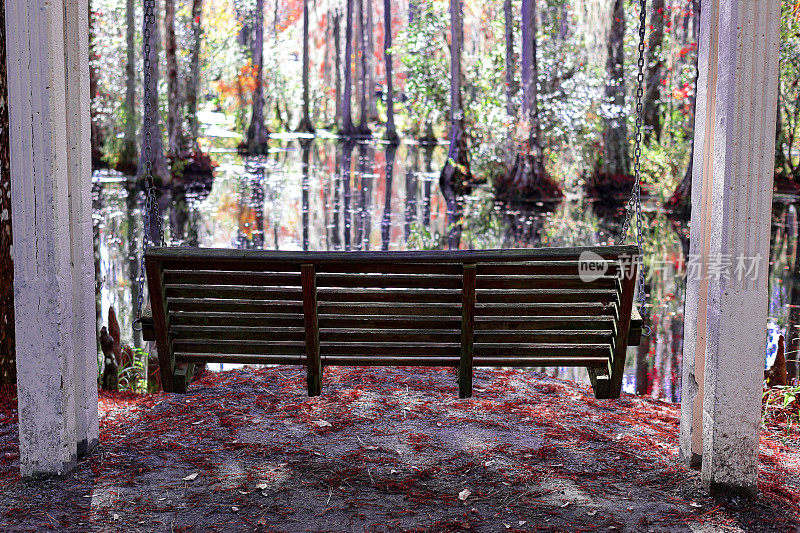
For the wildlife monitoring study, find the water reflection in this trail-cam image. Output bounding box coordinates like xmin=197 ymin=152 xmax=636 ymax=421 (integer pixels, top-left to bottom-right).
xmin=92 ymin=138 xmax=799 ymax=401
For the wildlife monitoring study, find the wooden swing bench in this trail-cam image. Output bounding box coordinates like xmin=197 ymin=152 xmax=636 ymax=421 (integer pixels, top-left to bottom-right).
xmin=140 ymin=245 xmax=642 ymax=399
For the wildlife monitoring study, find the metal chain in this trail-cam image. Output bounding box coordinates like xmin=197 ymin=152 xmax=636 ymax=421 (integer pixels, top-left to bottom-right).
xmin=133 ymin=0 xmax=164 ymax=331
xmin=618 ymin=0 xmax=650 ymax=336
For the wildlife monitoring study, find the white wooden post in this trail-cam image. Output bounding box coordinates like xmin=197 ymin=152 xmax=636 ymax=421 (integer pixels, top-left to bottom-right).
xmin=65 ymin=0 xmax=100 ymax=455
xmin=680 ymin=0 xmax=780 ymax=494
xmin=5 ymin=0 xmax=98 ymax=476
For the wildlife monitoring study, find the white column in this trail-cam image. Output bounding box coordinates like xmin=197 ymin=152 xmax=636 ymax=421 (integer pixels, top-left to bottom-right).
xmin=680 ymin=0 xmax=780 ymax=494
xmin=65 ymin=0 xmax=100 ymax=455
xmin=5 ymin=0 xmax=98 ymax=476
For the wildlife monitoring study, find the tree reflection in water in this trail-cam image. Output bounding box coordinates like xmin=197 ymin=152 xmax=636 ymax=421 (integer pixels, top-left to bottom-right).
xmin=93 ymin=138 xmax=799 ymax=401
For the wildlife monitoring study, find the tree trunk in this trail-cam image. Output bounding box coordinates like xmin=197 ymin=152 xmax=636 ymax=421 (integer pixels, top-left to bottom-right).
xmin=246 ymin=0 xmax=269 ymax=153
xmin=342 ymin=0 xmax=356 ymax=135
xmin=404 ymin=145 xmax=419 ymax=242
xmin=301 ymin=141 xmax=311 ymax=250
xmin=775 ymin=86 xmax=789 ymax=178
xmin=366 ymin=0 xmax=378 ymax=122
xmin=89 ymin=4 xmax=104 ymax=169
xmin=0 ymin=0 xmax=15 ymax=386
xmin=331 ymin=145 xmax=342 ymax=249
xmin=119 ymin=0 xmax=138 ymax=173
xmin=511 ymin=0 xmax=547 ymax=190
xmin=186 ymin=0 xmax=204 ymax=151
xmin=499 ymin=0 xmax=551 ymax=199
xmin=643 ymin=0 xmax=665 ymax=142
xmin=297 ymin=0 xmax=315 ymax=132
xmin=139 ymin=0 xmax=170 ymax=186
xmin=356 ymin=0 xmax=372 ymax=136
xmin=356 ymin=144 xmax=372 ymax=250
xmin=635 ymin=293 xmax=652 ymax=395
xmin=125 ymin=183 xmax=143 ymax=349
xmin=341 ymin=140 xmax=355 ymax=250
xmin=423 ymin=144 xmax=434 ymax=227
xmin=333 ymin=9 xmax=342 ymax=127
xmin=383 ymin=0 xmax=398 ymax=142
xmin=789 ymin=217 xmax=800 ymax=382
xmin=381 ymin=143 xmax=397 ymax=250
xmin=503 ymin=0 xmax=516 ymax=117
xmin=165 ymin=0 xmax=184 ymax=162
xmin=439 ymin=0 xmax=471 ymax=250
xmin=601 ymin=0 xmax=629 ymax=177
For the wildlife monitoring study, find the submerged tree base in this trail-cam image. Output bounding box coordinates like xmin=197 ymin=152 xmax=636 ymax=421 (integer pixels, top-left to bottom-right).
xmin=774 ymin=173 xmax=800 ymax=195
xmin=113 ymin=156 xmax=138 ymax=176
xmin=586 ymin=171 xmax=638 ymax=201
xmin=495 ymin=153 xmax=563 ymax=204
xmin=237 ymin=140 xmax=270 ymax=156
xmin=180 ymin=149 xmax=217 ymax=182
xmin=296 ymin=118 xmax=315 ymax=134
xmin=337 ymin=126 xmax=373 ymax=140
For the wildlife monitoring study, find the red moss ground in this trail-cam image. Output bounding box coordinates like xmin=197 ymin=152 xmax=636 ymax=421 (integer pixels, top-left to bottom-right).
xmin=1 ymin=367 xmax=799 ymax=532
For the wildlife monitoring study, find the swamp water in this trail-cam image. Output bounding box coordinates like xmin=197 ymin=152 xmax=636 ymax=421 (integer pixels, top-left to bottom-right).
xmin=93 ymin=138 xmax=797 ymax=401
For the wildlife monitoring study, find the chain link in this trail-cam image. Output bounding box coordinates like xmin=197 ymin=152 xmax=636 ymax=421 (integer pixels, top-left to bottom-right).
xmin=618 ymin=0 xmax=650 ymax=336
xmin=133 ymin=0 xmax=164 ymax=331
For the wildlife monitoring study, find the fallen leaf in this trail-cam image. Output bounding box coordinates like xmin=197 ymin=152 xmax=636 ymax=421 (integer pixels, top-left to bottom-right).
xmin=312 ymin=420 xmax=332 ymax=427
xmin=182 ymin=472 xmax=198 ymax=481
xmin=459 ymin=488 xmax=471 ymax=501
xmin=561 ymin=502 xmax=571 ymax=508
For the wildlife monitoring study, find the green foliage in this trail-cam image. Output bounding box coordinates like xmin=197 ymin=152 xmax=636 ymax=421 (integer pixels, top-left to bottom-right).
xmin=536 ymin=0 xmax=605 ymax=176
xmin=116 ymin=347 xmax=146 ymax=393
xmin=459 ymin=193 xmax=507 ymax=249
xmin=395 ymin=0 xmax=451 ymax=137
xmin=461 ymin=12 xmax=513 ymax=184
xmin=778 ymin=0 xmax=800 ymax=179
xmin=115 ymin=347 xmax=158 ymax=394
xmin=406 ymin=222 xmax=445 ymax=250
xmin=763 ymin=385 xmax=800 ymax=438
xmin=638 ymin=142 xmax=685 ymax=201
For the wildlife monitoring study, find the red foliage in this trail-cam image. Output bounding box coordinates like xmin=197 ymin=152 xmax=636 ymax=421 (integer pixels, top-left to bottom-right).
xmin=0 ymin=368 xmax=798 ymax=529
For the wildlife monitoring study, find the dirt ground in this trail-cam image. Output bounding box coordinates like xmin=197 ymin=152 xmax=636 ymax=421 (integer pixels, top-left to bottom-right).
xmin=0 ymin=366 xmax=798 ymax=532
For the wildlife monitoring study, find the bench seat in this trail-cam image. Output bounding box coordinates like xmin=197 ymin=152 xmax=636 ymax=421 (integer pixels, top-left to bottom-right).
xmin=141 ymin=245 xmax=642 ymax=399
